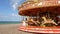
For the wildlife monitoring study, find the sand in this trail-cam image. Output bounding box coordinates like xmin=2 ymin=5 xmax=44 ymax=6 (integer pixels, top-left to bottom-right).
xmin=0 ymin=24 xmax=60 ymax=34
xmin=0 ymin=24 xmax=32 ymax=34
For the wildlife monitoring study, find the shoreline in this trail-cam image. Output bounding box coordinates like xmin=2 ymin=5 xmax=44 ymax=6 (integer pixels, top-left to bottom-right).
xmin=0 ymin=22 xmax=22 ymax=25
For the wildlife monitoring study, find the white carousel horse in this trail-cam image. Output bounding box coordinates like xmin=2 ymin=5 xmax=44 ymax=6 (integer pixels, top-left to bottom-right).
xmin=41 ymin=16 xmax=58 ymax=25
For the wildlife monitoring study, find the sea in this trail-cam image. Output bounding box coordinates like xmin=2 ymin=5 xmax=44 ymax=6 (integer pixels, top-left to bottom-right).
xmin=0 ymin=21 xmax=21 ymax=24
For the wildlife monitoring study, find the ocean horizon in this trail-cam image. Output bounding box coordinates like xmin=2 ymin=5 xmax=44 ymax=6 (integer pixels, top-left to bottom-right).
xmin=0 ymin=21 xmax=21 ymax=24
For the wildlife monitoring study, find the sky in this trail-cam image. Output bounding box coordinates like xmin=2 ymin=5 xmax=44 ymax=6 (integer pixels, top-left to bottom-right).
xmin=0 ymin=0 xmax=26 ymax=21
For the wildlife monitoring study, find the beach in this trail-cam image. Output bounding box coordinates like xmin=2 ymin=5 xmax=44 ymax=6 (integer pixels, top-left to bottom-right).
xmin=0 ymin=24 xmax=60 ymax=34
xmin=0 ymin=24 xmax=32 ymax=34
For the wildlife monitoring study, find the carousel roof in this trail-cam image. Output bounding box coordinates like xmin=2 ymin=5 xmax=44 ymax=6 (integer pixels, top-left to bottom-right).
xmin=18 ymin=0 xmax=60 ymax=16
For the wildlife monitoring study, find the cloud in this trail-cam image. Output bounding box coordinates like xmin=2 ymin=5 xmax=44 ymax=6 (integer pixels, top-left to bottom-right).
xmin=12 ymin=3 xmax=17 ymax=10
xmin=10 ymin=0 xmax=21 ymax=10
xmin=0 ymin=14 xmax=2 ymax=16
xmin=11 ymin=13 xmax=19 ymax=17
xmin=0 ymin=14 xmax=8 ymax=17
xmin=10 ymin=13 xmax=21 ymax=17
xmin=0 ymin=13 xmax=22 ymax=21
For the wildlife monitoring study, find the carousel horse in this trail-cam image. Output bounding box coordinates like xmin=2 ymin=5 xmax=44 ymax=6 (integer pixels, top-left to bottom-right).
xmin=41 ymin=16 xmax=58 ymax=27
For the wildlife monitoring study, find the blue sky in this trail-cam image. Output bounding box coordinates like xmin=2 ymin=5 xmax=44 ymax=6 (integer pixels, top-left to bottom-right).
xmin=0 ymin=0 xmax=25 ymax=21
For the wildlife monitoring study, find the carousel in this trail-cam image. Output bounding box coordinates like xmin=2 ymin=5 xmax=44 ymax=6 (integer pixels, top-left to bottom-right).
xmin=18 ymin=0 xmax=60 ymax=33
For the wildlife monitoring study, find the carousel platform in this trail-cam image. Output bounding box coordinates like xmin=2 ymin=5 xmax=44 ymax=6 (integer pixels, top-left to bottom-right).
xmin=18 ymin=26 xmax=60 ymax=33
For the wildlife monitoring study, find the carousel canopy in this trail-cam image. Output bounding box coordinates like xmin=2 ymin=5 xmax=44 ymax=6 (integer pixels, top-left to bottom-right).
xmin=18 ymin=0 xmax=60 ymax=16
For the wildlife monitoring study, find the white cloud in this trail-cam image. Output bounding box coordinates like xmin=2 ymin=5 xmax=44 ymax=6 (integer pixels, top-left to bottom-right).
xmin=0 ymin=13 xmax=22 ymax=21
xmin=11 ymin=13 xmax=18 ymax=17
xmin=10 ymin=0 xmax=21 ymax=10
xmin=0 ymin=14 xmax=8 ymax=17
xmin=12 ymin=3 xmax=17 ymax=10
